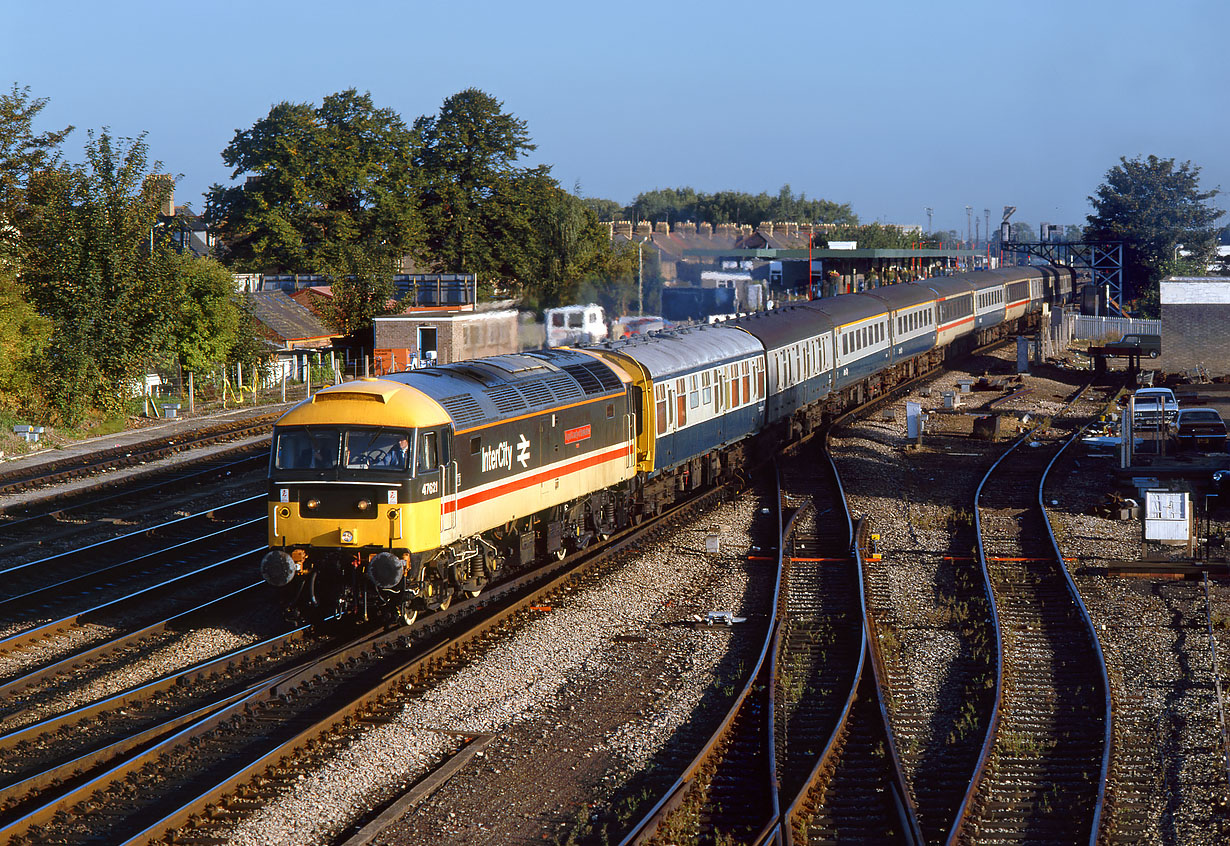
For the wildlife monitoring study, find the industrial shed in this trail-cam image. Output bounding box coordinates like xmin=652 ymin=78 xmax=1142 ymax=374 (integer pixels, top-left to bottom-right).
xmin=1159 ymin=277 xmax=1230 ymax=377
xmin=372 ymin=309 xmax=519 ymax=373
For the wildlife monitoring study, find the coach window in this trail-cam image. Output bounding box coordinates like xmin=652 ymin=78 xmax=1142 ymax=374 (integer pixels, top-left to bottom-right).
xmin=676 ymin=390 xmax=687 ymax=427
xmin=702 ymin=371 xmax=712 ymax=406
xmin=690 ymin=375 xmax=699 ymax=409
xmin=656 ymin=394 xmax=668 ymax=435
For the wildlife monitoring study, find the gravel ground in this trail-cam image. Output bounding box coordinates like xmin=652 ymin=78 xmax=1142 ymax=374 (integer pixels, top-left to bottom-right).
xmin=0 ymin=623 xmax=264 ymax=735
xmin=831 ymin=347 xmax=1117 ymax=839
xmin=1047 ymin=440 xmax=1230 ymax=844
xmin=213 ymin=495 xmax=765 ymax=846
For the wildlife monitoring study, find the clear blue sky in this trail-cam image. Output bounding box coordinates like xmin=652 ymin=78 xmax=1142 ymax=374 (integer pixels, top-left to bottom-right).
xmin=6 ymin=0 xmax=1227 ymax=236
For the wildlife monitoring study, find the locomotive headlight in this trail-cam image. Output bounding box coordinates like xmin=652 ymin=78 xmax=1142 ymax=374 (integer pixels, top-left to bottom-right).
xmin=340 ymin=529 xmax=356 ymax=544
xmin=368 ymin=551 xmax=405 ymax=589
xmin=305 ymin=498 xmax=321 ymax=511
xmin=278 ymin=507 xmax=291 ymax=519
xmin=260 ymin=550 xmax=298 ymax=587
xmin=356 ymin=498 xmax=372 ymax=512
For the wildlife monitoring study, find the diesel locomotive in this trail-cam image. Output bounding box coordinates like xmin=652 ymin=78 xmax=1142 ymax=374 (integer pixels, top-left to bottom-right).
xmin=260 ymin=265 xmax=1076 ymax=624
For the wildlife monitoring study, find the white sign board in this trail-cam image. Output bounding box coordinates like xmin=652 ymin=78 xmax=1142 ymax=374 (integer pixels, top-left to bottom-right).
xmin=906 ymin=402 xmax=922 ymax=438
xmin=1144 ymin=490 xmax=1190 ymax=542
xmin=828 ymin=241 xmax=858 ymax=250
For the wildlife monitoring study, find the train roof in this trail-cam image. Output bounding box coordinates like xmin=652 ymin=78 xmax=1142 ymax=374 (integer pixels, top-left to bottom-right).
xmin=923 ymin=276 xmax=976 ymax=299
xmin=727 ymin=304 xmax=834 ymax=350
xmin=382 ymin=348 xmax=626 ymax=432
xmin=595 ymin=323 xmax=762 ymax=380
xmin=862 ymin=282 xmax=937 ymax=311
xmin=798 ymin=291 xmax=888 ymax=326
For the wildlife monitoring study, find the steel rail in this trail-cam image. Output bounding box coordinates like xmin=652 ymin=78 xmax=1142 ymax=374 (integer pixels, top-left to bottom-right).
xmin=0 ymin=412 xmax=280 ymax=495
xmin=1040 ymin=421 xmax=1113 ymax=845
xmin=0 ymin=582 xmax=262 ymax=701
xmin=117 ymin=484 xmax=738 ymax=846
xmin=945 ymin=383 xmax=1099 ymax=844
xmin=855 ymin=516 xmax=925 ymax=845
xmin=0 ymin=546 xmax=265 ymax=654
xmin=0 ymin=494 xmax=262 ymax=581
xmin=0 ymin=478 xmax=732 ymax=844
xmin=617 ymin=465 xmax=789 ymax=845
xmin=0 ymin=452 xmax=267 ymax=532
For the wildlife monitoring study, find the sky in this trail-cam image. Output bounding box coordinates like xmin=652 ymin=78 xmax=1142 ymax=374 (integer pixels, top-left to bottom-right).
xmin=5 ymin=0 xmax=1228 ymax=237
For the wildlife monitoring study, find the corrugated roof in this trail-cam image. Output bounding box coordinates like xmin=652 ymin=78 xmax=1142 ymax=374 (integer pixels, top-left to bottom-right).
xmin=245 ymin=290 xmax=336 ymax=342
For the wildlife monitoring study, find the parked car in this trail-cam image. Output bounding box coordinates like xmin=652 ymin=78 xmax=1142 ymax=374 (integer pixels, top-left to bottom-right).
xmin=1102 ymin=333 xmax=1161 ymax=358
xmin=1171 ymin=407 xmax=1228 ymax=452
xmin=1132 ymin=387 xmax=1179 ymax=428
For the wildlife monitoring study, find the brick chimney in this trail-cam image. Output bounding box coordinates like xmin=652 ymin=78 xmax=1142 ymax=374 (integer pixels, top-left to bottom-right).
xmin=699 ymin=222 xmax=713 ymax=237
xmin=614 ymin=220 xmax=633 ymax=238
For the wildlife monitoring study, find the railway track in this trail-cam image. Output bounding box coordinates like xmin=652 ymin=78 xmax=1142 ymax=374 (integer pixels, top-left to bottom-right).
xmin=0 ymin=497 xmax=265 ymax=632
xmin=0 ymin=451 xmax=268 ymax=553
xmin=0 ymin=470 xmax=746 ymax=845
xmin=0 ymin=411 xmax=278 ymax=500
xmin=948 ymin=386 xmax=1112 ymax=844
xmin=619 ymin=431 xmax=920 ymax=844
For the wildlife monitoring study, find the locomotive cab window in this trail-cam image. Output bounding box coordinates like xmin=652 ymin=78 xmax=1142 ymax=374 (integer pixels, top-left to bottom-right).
xmin=343 ymin=429 xmax=411 ymax=471
xmin=417 ymin=431 xmax=439 ymax=474
xmin=274 ymin=427 xmax=340 ymax=471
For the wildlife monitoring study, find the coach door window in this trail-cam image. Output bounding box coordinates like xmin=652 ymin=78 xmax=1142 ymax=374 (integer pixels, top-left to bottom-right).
xmin=676 ymin=379 xmax=687 ymax=427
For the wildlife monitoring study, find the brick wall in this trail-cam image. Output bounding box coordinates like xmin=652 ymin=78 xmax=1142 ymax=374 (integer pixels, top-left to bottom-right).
xmin=1159 ymin=303 xmax=1230 ymax=376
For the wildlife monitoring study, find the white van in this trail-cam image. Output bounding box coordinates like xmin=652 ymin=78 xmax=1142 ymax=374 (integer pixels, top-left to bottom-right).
xmin=1132 ymin=387 xmax=1179 ymax=428
xmin=545 ymin=304 xmax=608 ymax=348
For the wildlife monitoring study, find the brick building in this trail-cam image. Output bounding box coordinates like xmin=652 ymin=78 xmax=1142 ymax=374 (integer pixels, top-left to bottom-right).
xmin=372 ymin=309 xmax=519 ymax=373
xmin=1159 ymin=277 xmax=1230 ymax=377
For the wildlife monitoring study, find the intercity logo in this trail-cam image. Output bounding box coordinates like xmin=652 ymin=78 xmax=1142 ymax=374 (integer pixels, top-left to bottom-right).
xmin=481 ymin=441 xmax=513 ymax=472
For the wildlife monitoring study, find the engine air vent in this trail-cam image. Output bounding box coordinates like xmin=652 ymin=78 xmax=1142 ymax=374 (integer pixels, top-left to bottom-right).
xmin=439 ymin=394 xmax=487 ymax=428
xmin=486 ymin=384 xmax=528 ymax=414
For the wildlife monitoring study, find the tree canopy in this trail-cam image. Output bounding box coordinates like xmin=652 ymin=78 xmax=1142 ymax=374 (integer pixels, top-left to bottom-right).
xmin=627 ymin=184 xmax=857 ymax=227
xmin=204 ymin=89 xmax=421 ymax=278
xmin=20 ymin=131 xmax=180 ymax=421
xmin=1085 ymin=155 xmax=1222 ymax=313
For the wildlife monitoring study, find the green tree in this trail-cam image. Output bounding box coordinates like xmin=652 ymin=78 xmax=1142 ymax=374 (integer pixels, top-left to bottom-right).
xmin=580 ymin=196 xmax=623 ymax=221
xmin=412 ymin=88 xmax=549 ymax=288
xmin=0 ymin=269 xmax=51 ymax=417
xmin=167 ymin=253 xmax=254 ymax=374
xmin=1085 ymin=155 xmax=1222 ymax=313
xmin=526 ymin=183 xmax=611 ymax=308
xmin=820 ymin=222 xmax=916 ymax=249
xmin=0 ymin=84 xmax=73 ymax=265
xmin=21 ymin=131 xmax=178 ymax=422
xmin=204 ymin=90 xmax=421 ymax=282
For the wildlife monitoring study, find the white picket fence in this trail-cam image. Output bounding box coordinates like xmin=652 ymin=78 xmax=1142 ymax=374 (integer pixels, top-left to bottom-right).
xmin=1065 ymin=313 xmax=1162 ymax=343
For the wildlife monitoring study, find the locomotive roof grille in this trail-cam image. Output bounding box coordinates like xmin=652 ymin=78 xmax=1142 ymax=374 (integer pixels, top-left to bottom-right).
xmin=562 ymin=363 xmax=603 ymax=394
xmin=439 ymin=393 xmax=486 ymax=428
xmin=545 ymin=372 xmax=584 ymax=402
xmin=486 ymin=384 xmax=528 ymax=413
xmin=517 ymin=380 xmax=555 ymax=407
